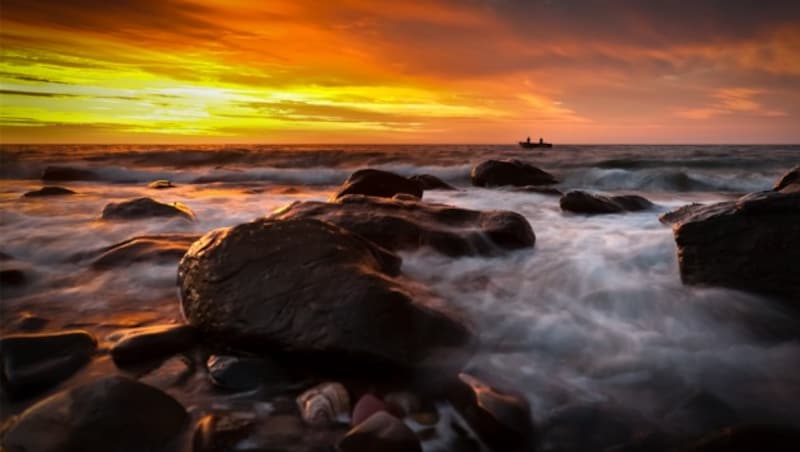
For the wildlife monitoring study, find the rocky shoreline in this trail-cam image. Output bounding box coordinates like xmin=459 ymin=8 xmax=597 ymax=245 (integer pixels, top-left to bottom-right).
xmin=1 ymin=162 xmax=799 ymax=451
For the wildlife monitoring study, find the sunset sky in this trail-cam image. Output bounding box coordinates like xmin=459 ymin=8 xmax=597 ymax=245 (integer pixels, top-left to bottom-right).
xmin=1 ymin=0 xmax=799 ymax=144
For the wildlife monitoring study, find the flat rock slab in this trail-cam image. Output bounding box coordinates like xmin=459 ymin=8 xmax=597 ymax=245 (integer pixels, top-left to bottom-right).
xmin=271 ymin=195 xmax=535 ymax=257
xmin=3 ymin=376 xmax=188 ymax=452
xmin=471 ymin=159 xmax=557 ymax=187
xmin=0 ymin=330 xmax=97 ymax=399
xmin=560 ymin=190 xmax=654 ymax=214
xmin=101 ymin=197 xmax=195 ymax=221
xmin=22 ymin=186 xmax=76 ymax=197
xmin=178 ymin=218 xmax=473 ymax=369
xmin=334 ymin=169 xmax=423 ymax=200
xmin=673 ymin=190 xmax=800 ymax=299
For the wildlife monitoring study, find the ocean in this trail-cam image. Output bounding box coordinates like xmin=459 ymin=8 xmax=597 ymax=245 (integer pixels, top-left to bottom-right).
xmin=1 ymin=144 xmax=799 ymax=449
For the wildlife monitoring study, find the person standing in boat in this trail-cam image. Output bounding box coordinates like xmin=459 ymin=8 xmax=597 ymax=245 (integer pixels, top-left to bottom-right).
xmin=527 ymin=136 xmax=531 ymax=144
xmin=539 ymin=137 xmax=544 ymax=144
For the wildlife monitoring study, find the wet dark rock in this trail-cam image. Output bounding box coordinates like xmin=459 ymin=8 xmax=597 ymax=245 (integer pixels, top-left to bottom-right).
xmin=0 ymin=251 xmax=12 ymax=260
xmin=385 ymin=392 xmax=421 ymax=418
xmin=471 ymin=159 xmax=558 ymax=187
xmin=3 ymin=376 xmax=188 ymax=452
xmin=448 ymin=372 xmax=535 ymax=452
xmin=110 ymin=324 xmax=198 ymax=366
xmin=409 ymin=174 xmax=457 ymax=190
xmin=338 ymin=411 xmax=422 ymax=452
xmin=675 ymin=424 xmax=800 ymax=452
xmin=193 ymin=413 xmax=262 ymax=452
xmin=101 ymin=197 xmax=196 ymax=221
xmin=511 ymin=185 xmax=563 ymax=196
xmin=179 ymin=218 xmax=474 ymax=369
xmin=41 ymin=165 xmax=98 ymax=181
xmin=15 ymin=312 xmax=49 ymax=331
xmin=774 ymin=165 xmax=800 ymax=193
xmin=540 ymin=402 xmax=651 ymax=452
xmin=86 ymin=234 xmax=200 ymax=270
xmin=659 ymin=203 xmax=706 ymax=226
xmin=352 ymin=393 xmax=387 ymax=426
xmin=334 ymin=169 xmax=423 ymax=200
xmin=673 ymin=191 xmax=800 ymax=299
xmin=22 ymin=186 xmax=76 ymax=197
xmin=0 ymin=330 xmax=96 ymax=398
xmin=560 ymin=190 xmax=654 ymax=214
xmin=207 ymin=354 xmax=289 ymax=392
xmin=297 ymin=382 xmax=351 ymax=426
xmin=0 ymin=268 xmax=26 ymax=286
xmin=148 ymin=179 xmax=175 ymax=189
xmin=663 ymin=391 xmax=739 ymax=437
xmin=271 ymin=195 xmax=535 ymax=257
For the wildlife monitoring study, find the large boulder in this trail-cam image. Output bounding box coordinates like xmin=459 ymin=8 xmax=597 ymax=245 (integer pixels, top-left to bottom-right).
xmin=471 ymin=159 xmax=557 ymax=187
xmin=2 ymin=376 xmax=188 ymax=452
xmin=270 ymin=195 xmax=535 ymax=257
xmin=409 ymin=174 xmax=456 ymax=190
xmin=101 ymin=197 xmax=195 ymax=221
xmin=334 ymin=169 xmax=423 ymax=200
xmin=22 ymin=186 xmax=76 ymax=197
xmin=773 ymin=166 xmax=800 ymax=193
xmin=85 ymin=234 xmax=200 ymax=269
xmin=560 ymin=191 xmax=654 ymax=214
xmin=178 ymin=218 xmax=473 ymax=369
xmin=673 ymin=190 xmax=800 ymax=299
xmin=0 ymin=330 xmax=97 ymax=398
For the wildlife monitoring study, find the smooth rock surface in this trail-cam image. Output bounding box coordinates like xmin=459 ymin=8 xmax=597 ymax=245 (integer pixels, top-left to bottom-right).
xmin=0 ymin=330 xmax=96 ymax=398
xmin=297 ymin=382 xmax=351 ymax=426
xmin=3 ymin=376 xmax=188 ymax=452
xmin=148 ymin=179 xmax=175 ymax=189
xmin=86 ymin=234 xmax=200 ymax=269
xmin=207 ymin=354 xmax=289 ymax=392
xmin=334 ymin=169 xmax=423 ymax=200
xmin=471 ymin=159 xmax=558 ymax=187
xmin=352 ymin=394 xmax=387 ymax=426
xmin=409 ymin=174 xmax=456 ymax=190
xmin=560 ymin=190 xmax=654 ymax=214
xmin=101 ymin=197 xmax=195 ymax=221
xmin=22 ymin=186 xmax=76 ymax=197
xmin=773 ymin=165 xmax=800 ymax=193
xmin=271 ymin=195 xmax=535 ymax=257
xmin=179 ymin=218 xmax=474 ymax=368
xmin=110 ymin=324 xmax=198 ymax=366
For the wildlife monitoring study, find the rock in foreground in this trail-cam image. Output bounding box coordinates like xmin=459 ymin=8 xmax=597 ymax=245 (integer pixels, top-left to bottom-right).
xmin=471 ymin=159 xmax=557 ymax=187
xmin=560 ymin=191 xmax=654 ymax=214
xmin=334 ymin=169 xmax=423 ymax=200
xmin=110 ymin=324 xmax=198 ymax=366
xmin=409 ymin=174 xmax=456 ymax=190
xmin=673 ymin=190 xmax=800 ymax=299
xmin=0 ymin=330 xmax=96 ymax=398
xmin=3 ymin=376 xmax=187 ymax=452
xmin=178 ymin=218 xmax=473 ymax=368
xmin=101 ymin=197 xmax=195 ymax=221
xmin=271 ymin=195 xmax=535 ymax=257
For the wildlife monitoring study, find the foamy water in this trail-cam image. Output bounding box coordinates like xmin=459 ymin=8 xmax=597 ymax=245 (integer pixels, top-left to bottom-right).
xmin=1 ymin=144 xmax=799 ymax=443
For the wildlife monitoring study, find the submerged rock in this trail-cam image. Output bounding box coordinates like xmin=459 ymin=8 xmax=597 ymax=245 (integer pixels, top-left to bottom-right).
xmin=334 ymin=169 xmax=423 ymax=200
xmin=676 ymin=424 xmax=800 ymax=452
xmin=3 ymin=376 xmax=188 ymax=452
xmin=471 ymin=159 xmax=558 ymax=187
xmin=271 ymin=195 xmax=535 ymax=257
xmin=338 ymin=411 xmax=422 ymax=452
xmin=560 ymin=191 xmax=654 ymax=214
xmin=41 ymin=165 xmax=98 ymax=181
xmin=179 ymin=218 xmax=474 ymax=368
xmin=448 ymin=372 xmax=535 ymax=452
xmin=101 ymin=197 xmax=195 ymax=221
xmin=110 ymin=324 xmax=198 ymax=366
xmin=673 ymin=190 xmax=800 ymax=299
xmin=297 ymin=382 xmax=351 ymax=426
xmin=22 ymin=186 xmax=76 ymax=197
xmin=148 ymin=179 xmax=175 ymax=189
xmin=410 ymin=174 xmax=457 ymax=190
xmin=773 ymin=165 xmax=800 ymax=193
xmin=0 ymin=330 xmax=97 ymax=398
xmin=663 ymin=391 xmax=739 ymax=438
xmin=352 ymin=393 xmax=388 ymax=426
xmin=0 ymin=268 xmax=26 ymax=287
xmin=540 ymin=402 xmax=653 ymax=452
xmin=86 ymin=234 xmax=200 ymax=269
xmin=511 ymin=185 xmax=563 ymax=196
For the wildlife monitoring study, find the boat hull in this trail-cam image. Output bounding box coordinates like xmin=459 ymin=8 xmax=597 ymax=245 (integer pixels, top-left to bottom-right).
xmin=518 ymin=142 xmax=553 ymax=148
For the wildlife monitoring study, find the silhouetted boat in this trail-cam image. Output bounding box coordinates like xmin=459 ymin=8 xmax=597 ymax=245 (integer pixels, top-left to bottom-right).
xmin=519 ymin=140 xmax=552 ymax=148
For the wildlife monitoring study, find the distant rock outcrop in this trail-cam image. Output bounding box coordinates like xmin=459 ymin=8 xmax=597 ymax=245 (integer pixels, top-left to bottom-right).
xmin=101 ymin=197 xmax=195 ymax=221
xmin=560 ymin=191 xmax=654 ymax=214
xmin=22 ymin=186 xmax=76 ymax=197
xmin=333 ymin=169 xmax=423 ymax=200
xmin=471 ymin=159 xmax=557 ymax=187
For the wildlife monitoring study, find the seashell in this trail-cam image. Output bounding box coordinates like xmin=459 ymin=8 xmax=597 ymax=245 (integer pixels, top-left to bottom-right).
xmin=296 ymin=382 xmax=350 ymax=426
